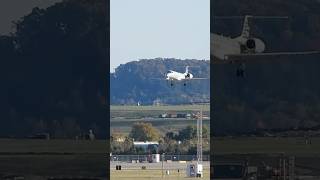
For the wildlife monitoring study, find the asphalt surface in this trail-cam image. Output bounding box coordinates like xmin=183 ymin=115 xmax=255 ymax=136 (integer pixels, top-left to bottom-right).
xmin=110 ymin=161 xmax=210 ymax=170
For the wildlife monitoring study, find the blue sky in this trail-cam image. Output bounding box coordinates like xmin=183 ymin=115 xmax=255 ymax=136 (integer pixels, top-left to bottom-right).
xmin=110 ymin=0 xmax=210 ymax=72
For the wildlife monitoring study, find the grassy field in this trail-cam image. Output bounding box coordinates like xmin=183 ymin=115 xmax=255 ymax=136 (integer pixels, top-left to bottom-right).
xmin=2 ymin=137 xmax=320 ymax=178
xmin=111 ymin=104 xmax=210 ymax=112
xmin=213 ymin=137 xmax=320 ymax=155
xmin=213 ymin=137 xmax=320 ymax=175
xmin=0 ymin=139 xmax=107 ymax=153
xmin=0 ymin=139 xmax=107 ymax=179
xmin=0 ymin=154 xmax=106 ymax=177
xmin=111 ymin=105 xmax=210 ymax=119
xmin=111 ymin=118 xmax=210 ymax=135
xmin=111 ymin=104 xmax=210 ymax=134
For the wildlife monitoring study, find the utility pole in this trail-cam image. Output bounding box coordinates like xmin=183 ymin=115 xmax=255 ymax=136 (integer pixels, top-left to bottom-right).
xmin=196 ymin=108 xmax=203 ymax=177
xmin=289 ymin=156 xmax=295 ymax=180
xmin=162 ymin=153 xmax=165 ymax=178
xmin=186 ymin=107 xmax=205 ymax=178
xmin=197 ymin=109 xmax=203 ymax=164
xmin=283 ymin=158 xmax=286 ymax=180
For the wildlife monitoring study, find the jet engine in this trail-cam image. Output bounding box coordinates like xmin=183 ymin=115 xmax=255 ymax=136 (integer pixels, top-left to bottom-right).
xmin=185 ymin=73 xmax=193 ymax=79
xmin=239 ymin=37 xmax=266 ymax=53
xmin=245 ymin=38 xmax=265 ymax=53
xmin=246 ymin=39 xmax=256 ymax=49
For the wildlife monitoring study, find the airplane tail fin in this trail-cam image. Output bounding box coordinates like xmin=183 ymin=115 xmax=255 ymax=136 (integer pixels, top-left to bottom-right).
xmin=240 ymin=15 xmax=289 ymax=39
xmin=185 ymin=66 xmax=189 ymax=74
xmin=241 ymin=15 xmax=251 ymax=39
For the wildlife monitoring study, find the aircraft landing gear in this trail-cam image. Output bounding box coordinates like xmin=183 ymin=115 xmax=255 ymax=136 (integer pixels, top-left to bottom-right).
xmin=236 ymin=63 xmax=246 ymax=77
xmin=167 ymin=79 xmax=174 ymax=87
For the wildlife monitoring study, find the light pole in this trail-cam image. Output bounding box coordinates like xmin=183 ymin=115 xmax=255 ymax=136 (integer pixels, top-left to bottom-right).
xmin=162 ymin=153 xmax=165 ymax=178
xmin=178 ymin=140 xmax=181 ymax=161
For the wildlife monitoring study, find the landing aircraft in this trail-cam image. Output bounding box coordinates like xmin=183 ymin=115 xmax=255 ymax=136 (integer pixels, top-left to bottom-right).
xmin=211 ymin=15 xmax=320 ymax=77
xmin=162 ymin=66 xmax=208 ymax=86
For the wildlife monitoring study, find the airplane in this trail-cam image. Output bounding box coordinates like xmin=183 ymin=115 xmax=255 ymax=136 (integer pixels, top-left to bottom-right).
xmin=211 ymin=15 xmax=320 ymax=77
xmin=160 ymin=66 xmax=208 ymax=86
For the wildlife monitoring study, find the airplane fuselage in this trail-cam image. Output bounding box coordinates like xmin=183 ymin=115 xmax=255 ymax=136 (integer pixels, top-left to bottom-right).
xmin=211 ymin=33 xmax=266 ymax=61
xmin=166 ymin=71 xmax=193 ymax=81
xmin=211 ymin=34 xmax=242 ymax=60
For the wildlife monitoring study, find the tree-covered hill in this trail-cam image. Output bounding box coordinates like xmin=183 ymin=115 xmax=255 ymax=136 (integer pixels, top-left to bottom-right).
xmin=0 ymin=0 xmax=108 ymax=138
xmin=110 ymin=58 xmax=210 ymax=105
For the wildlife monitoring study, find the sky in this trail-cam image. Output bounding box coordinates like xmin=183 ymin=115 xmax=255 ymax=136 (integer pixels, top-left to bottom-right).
xmin=110 ymin=0 xmax=210 ymax=72
xmin=0 ymin=0 xmax=62 ymax=35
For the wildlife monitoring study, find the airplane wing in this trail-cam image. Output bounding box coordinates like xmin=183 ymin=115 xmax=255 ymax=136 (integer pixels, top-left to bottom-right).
xmin=149 ymin=78 xmax=166 ymax=80
xmin=188 ymin=78 xmax=209 ymax=80
xmin=220 ymin=51 xmax=320 ymax=63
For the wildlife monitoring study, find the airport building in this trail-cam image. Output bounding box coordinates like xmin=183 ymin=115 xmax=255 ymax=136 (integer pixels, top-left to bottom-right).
xmin=133 ymin=141 xmax=159 ymax=152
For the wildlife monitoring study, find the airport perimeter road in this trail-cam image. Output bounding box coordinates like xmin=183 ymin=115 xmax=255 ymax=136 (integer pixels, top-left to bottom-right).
xmin=110 ymin=161 xmax=210 ymax=170
xmin=110 ymin=161 xmax=210 ymax=180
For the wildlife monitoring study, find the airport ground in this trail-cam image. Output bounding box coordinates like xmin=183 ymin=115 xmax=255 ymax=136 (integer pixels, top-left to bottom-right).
xmin=109 ymin=137 xmax=320 ymax=179
xmin=1 ymin=137 xmax=320 ymax=178
xmin=110 ymin=161 xmax=210 ymax=180
xmin=0 ymin=139 xmax=107 ymax=179
xmin=111 ymin=104 xmax=210 ymax=134
xmin=2 ymin=105 xmax=320 ymax=178
xmin=213 ymin=137 xmax=320 ymax=176
xmin=111 ymin=105 xmax=320 ymax=178
xmin=111 ymin=104 xmax=210 ymax=112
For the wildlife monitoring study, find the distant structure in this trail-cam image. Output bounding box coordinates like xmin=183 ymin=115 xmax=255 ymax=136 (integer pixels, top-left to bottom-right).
xmin=186 ymin=109 xmax=203 ymax=177
xmin=89 ymin=129 xmax=95 ymax=141
xmin=159 ymin=113 xmax=192 ymax=119
xmin=133 ymin=141 xmax=159 ymax=153
xmin=153 ymin=98 xmax=162 ymax=106
xmin=29 ymin=133 xmax=50 ymax=140
xmin=137 ymin=101 xmax=141 ymax=106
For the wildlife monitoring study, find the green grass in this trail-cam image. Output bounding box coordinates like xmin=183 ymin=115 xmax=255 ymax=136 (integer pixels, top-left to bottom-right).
xmin=0 ymin=139 xmax=107 ymax=154
xmin=111 ymin=104 xmax=210 ymax=134
xmin=2 ymin=137 xmax=320 ymax=178
xmin=0 ymin=154 xmax=106 ymax=177
xmin=213 ymin=137 xmax=320 ymax=156
xmin=111 ymin=118 xmax=210 ymax=135
xmin=111 ymin=104 xmax=210 ymax=112
xmin=0 ymin=139 xmax=107 ymax=178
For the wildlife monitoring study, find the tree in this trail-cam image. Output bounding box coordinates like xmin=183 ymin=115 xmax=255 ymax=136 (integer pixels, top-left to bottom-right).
xmin=177 ymin=125 xmax=197 ymax=141
xmin=0 ymin=0 xmax=108 ymax=138
xmin=129 ymin=122 xmax=160 ymax=141
xmin=165 ymin=132 xmax=176 ymax=140
xmin=203 ymin=125 xmax=209 ymax=138
xmin=158 ymin=138 xmax=178 ymax=154
xmin=110 ymin=135 xmax=134 ymax=154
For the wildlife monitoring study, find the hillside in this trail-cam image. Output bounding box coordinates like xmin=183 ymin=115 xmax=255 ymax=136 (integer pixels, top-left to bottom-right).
xmin=0 ymin=0 xmax=108 ymax=138
xmin=110 ymin=58 xmax=210 ymax=105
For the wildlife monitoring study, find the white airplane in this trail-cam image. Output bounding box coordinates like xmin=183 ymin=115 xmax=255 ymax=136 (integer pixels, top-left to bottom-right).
xmin=164 ymin=66 xmax=208 ymax=86
xmin=211 ymin=15 xmax=320 ymax=77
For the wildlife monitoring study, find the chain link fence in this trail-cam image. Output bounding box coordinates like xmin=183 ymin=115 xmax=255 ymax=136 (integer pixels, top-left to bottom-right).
xmin=110 ymin=154 xmax=210 ymax=162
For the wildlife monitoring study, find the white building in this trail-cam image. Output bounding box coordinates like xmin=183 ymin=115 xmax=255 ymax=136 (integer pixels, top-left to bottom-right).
xmin=133 ymin=141 xmax=159 ymax=152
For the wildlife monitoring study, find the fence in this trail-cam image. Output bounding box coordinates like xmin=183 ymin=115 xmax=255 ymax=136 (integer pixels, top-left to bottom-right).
xmin=110 ymin=154 xmax=210 ymax=162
